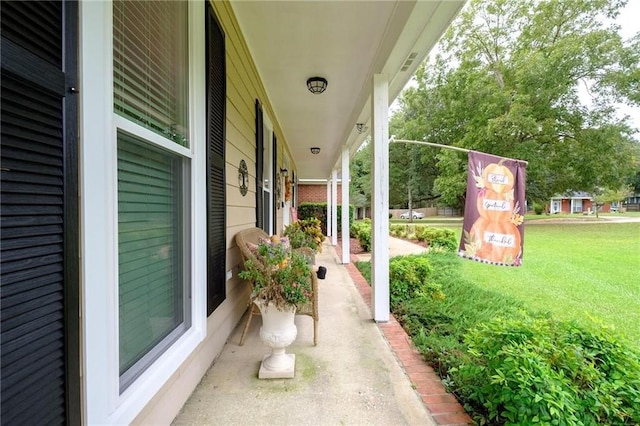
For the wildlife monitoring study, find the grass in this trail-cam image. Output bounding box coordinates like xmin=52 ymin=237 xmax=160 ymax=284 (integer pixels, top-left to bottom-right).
xmin=460 ymin=222 xmax=640 ymax=348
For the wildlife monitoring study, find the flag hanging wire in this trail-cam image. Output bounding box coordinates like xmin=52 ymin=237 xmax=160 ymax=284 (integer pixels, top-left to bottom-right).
xmin=390 ymin=138 xmax=528 ymax=165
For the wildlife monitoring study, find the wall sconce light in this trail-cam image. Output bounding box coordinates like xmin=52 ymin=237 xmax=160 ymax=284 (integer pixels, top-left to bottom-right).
xmin=306 ymin=77 xmax=328 ymax=94
xmin=310 ymin=147 xmax=321 ymax=155
xmin=280 ymin=167 xmax=289 ymax=177
xmin=356 ymin=123 xmax=368 ymax=134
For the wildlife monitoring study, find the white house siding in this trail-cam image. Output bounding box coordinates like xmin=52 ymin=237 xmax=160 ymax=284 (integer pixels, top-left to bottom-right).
xmin=130 ymin=2 xmax=293 ymax=423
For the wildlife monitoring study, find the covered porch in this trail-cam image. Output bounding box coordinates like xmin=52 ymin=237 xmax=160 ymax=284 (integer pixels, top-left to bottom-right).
xmin=172 ymin=241 xmax=471 ymax=425
xmin=76 ymin=0 xmax=469 ymax=423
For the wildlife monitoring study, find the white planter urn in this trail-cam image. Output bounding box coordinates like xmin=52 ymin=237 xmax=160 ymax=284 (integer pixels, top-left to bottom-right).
xmin=255 ymin=299 xmax=297 ymax=379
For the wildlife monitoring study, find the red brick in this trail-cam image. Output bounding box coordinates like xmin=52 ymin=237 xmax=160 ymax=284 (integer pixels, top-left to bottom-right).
xmin=431 ymin=412 xmax=473 ymax=425
xmin=425 ymin=402 xmax=465 ymax=414
xmin=297 ymin=184 xmax=342 ymax=204
xmin=404 ymin=363 xmax=437 ymax=375
xmin=415 ymin=380 xmax=447 ymax=395
xmin=422 ymin=394 xmax=458 ymax=404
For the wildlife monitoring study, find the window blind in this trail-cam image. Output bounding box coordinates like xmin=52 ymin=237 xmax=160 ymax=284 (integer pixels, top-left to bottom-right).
xmin=113 ymin=1 xmax=188 ymax=146
xmin=117 ymin=132 xmax=184 ymax=379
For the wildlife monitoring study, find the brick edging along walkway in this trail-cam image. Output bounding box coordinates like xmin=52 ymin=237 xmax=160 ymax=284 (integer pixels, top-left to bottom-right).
xmin=335 ymin=245 xmax=473 ymax=426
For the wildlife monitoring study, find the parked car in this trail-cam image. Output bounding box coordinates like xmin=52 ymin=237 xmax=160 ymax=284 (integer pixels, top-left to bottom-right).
xmin=399 ymin=211 xmax=424 ymax=219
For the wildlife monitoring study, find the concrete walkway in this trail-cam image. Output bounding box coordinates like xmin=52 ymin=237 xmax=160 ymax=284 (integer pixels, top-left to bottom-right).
xmin=173 ymin=242 xmax=440 ymax=426
xmin=355 ymin=236 xmax=428 ymax=262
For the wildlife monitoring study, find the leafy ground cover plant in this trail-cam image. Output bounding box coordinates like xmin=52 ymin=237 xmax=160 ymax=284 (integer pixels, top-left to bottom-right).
xmin=355 ymin=252 xmax=640 ymax=424
xmin=456 ymin=315 xmax=640 ymax=425
xmin=389 ymin=254 xmax=444 ymax=309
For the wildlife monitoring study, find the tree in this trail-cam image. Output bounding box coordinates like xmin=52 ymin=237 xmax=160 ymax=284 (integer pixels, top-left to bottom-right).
xmin=389 ymin=87 xmax=441 ymax=212
xmin=349 ymin=141 xmax=371 ymax=209
xmin=593 ymin=185 xmax=634 ymax=216
xmin=394 ymin=0 xmax=639 ymax=208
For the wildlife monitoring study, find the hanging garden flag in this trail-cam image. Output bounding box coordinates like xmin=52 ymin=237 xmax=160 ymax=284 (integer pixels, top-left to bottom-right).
xmin=458 ymin=151 xmax=527 ymax=266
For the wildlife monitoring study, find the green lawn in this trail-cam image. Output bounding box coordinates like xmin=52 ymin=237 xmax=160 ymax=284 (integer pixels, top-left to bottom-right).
xmin=459 ymin=222 xmax=640 ymax=347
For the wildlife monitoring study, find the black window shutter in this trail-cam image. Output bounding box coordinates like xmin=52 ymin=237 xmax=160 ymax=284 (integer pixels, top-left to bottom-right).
xmin=272 ymin=134 xmax=278 ymax=233
xmin=1 ymin=0 xmax=80 ymax=424
xmin=255 ymin=100 xmax=264 ymax=230
xmin=206 ymin=3 xmax=226 ymax=315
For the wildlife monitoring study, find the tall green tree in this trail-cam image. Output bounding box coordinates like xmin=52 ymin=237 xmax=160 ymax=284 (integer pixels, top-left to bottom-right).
xmin=395 ymin=0 xmax=639 ymax=208
xmin=389 ymin=87 xmax=440 ymax=210
xmin=349 ymin=141 xmax=371 ymax=208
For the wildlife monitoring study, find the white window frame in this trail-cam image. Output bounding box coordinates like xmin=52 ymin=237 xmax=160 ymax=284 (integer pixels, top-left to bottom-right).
xmin=572 ymin=199 xmax=583 ymax=213
xmin=263 ymin=113 xmax=274 ymax=235
xmin=80 ymin=1 xmax=206 ymax=424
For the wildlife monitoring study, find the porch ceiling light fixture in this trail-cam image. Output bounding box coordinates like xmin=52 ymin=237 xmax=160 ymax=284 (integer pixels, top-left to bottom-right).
xmin=306 ymin=77 xmax=328 ymax=94
xmin=310 ymin=147 xmax=321 ymax=155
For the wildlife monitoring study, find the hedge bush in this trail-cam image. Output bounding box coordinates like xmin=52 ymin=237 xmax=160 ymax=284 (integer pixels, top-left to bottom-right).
xmin=389 ymin=224 xmax=457 ymax=251
xmin=389 ymin=254 xmax=444 ymax=309
xmin=417 ymin=227 xmax=457 ymax=251
xmin=298 ymin=202 xmax=353 ymax=235
xmin=350 ymin=219 xmax=371 ymax=251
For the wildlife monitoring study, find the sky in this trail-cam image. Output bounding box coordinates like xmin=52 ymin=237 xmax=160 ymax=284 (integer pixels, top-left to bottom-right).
xmin=610 ymin=0 xmax=640 ymax=130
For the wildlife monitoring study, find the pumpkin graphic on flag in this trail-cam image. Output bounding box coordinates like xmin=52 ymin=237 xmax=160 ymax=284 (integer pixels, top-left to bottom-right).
xmin=482 ymin=161 xmax=514 ymax=193
xmin=476 ymin=188 xmax=514 ymax=223
xmin=470 ymin=217 xmax=521 ymax=264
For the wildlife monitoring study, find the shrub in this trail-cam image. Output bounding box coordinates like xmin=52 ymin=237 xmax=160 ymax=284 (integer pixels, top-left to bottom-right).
xmin=298 ymin=202 xmax=353 ymax=234
xmin=533 ymin=202 xmax=545 ymax=215
xmin=352 ymin=220 xmax=371 ymax=252
xmin=416 ymin=227 xmax=457 ymax=251
xmin=390 ymin=224 xmax=405 ymax=237
xmin=389 ymin=254 xmax=444 ymax=309
xmin=350 ymin=218 xmax=371 ymax=238
xmin=453 ymin=315 xmax=640 ymax=425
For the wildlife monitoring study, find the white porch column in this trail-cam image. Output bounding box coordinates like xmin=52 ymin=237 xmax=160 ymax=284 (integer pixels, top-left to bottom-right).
xmin=331 ymin=169 xmax=338 ymax=246
xmin=371 ymin=74 xmax=390 ymax=322
xmin=341 ymin=146 xmax=350 ymax=264
xmin=326 ymin=179 xmax=332 ymax=237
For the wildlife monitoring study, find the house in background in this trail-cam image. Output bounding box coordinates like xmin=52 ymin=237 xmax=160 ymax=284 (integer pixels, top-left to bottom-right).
xmin=624 ymin=193 xmax=640 ymax=211
xmin=549 ymin=192 xmax=619 ymax=214
xmin=549 ymin=192 xmax=594 ymax=214
xmin=0 ymin=0 xmax=465 ymax=424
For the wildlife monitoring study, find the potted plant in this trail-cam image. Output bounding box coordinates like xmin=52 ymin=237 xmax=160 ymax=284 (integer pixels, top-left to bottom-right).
xmin=238 ymin=236 xmax=312 ymax=378
xmin=284 ymin=217 xmax=324 ymax=252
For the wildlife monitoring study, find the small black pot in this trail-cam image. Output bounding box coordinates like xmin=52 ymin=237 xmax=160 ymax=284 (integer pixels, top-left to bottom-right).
xmin=316 ymin=266 xmax=327 ymax=280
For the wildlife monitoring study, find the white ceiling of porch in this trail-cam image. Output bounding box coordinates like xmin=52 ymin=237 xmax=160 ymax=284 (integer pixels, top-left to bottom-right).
xmin=231 ymin=1 xmax=465 ymax=180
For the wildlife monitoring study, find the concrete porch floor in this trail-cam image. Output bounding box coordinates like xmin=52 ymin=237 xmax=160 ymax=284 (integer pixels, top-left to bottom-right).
xmin=172 ymin=240 xmax=471 ymax=426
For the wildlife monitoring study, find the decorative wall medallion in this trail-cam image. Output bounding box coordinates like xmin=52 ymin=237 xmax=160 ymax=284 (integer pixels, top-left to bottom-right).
xmin=238 ymin=160 xmax=248 ymax=196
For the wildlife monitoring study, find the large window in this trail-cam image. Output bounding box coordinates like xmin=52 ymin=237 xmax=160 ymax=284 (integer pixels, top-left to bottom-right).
xmin=113 ymin=0 xmax=188 ymax=146
xmin=113 ymin=0 xmax=191 ymax=391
